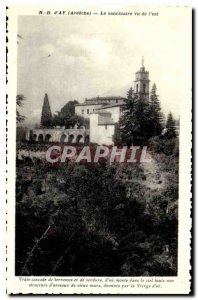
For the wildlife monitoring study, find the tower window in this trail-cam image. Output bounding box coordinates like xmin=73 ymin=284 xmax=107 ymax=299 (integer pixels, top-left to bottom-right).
xmin=82 ymin=109 xmax=84 ymax=114
xmin=87 ymin=109 xmax=89 ymax=114
xmin=143 ymin=84 xmax=146 ymax=93
xmin=136 ymin=84 xmax=138 ymax=93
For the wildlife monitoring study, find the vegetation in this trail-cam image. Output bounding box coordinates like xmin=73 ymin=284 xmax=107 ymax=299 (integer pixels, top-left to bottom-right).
xmin=166 ymin=112 xmax=177 ymax=139
xmin=16 ymin=94 xmax=25 ymax=123
xmin=53 ymin=101 xmax=89 ymax=129
xmin=40 ymin=93 xmax=53 ymax=127
xmin=120 ymin=85 xmax=164 ymax=146
xmin=149 ymin=84 xmax=164 ymax=136
xmin=15 ymin=85 xmax=179 ymax=277
xmin=16 ymin=126 xmax=27 ymax=142
xmin=113 ymin=123 xmax=122 ymax=145
xmin=150 ymin=135 xmax=179 ymax=156
xmin=16 ymin=137 xmax=178 ymax=276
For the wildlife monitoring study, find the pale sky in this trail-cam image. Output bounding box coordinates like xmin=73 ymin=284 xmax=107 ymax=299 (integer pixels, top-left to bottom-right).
xmin=17 ymin=10 xmax=191 ymax=126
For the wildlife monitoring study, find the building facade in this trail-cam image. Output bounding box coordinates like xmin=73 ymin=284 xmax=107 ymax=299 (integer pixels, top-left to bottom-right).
xmin=75 ymin=96 xmax=125 ymax=119
xmin=27 ymin=59 xmax=151 ymax=145
xmin=75 ymin=59 xmax=150 ymax=145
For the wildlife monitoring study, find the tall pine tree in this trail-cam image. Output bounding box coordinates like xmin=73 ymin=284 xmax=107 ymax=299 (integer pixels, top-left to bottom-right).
xmin=120 ymin=88 xmax=138 ymax=146
xmin=134 ymin=96 xmax=153 ymax=145
xmin=166 ymin=112 xmax=176 ymax=138
xmin=149 ymin=83 xmax=163 ymax=136
xmin=41 ymin=93 xmax=52 ymax=127
xmin=120 ymin=88 xmax=153 ymax=146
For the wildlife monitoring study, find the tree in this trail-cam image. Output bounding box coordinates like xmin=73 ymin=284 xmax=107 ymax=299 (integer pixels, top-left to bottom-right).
xmin=16 ymin=161 xmax=178 ymax=276
xmin=120 ymin=88 xmax=153 ymax=146
xmin=175 ymin=116 xmax=180 ymax=127
xmin=120 ymin=88 xmax=138 ymax=146
xmin=113 ymin=123 xmax=122 ymax=145
xmin=133 ymin=97 xmax=153 ymax=145
xmin=16 ymin=94 xmax=25 ymax=123
xmin=166 ymin=113 xmax=176 ymax=139
xmin=41 ymin=93 xmax=53 ymax=127
xmin=149 ymin=84 xmax=163 ymax=136
xmin=53 ymin=100 xmax=89 ymax=129
xmin=16 ymin=126 xmax=27 ymax=142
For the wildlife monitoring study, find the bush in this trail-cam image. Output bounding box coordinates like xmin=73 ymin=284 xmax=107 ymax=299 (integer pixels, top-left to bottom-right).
xmin=149 ymin=136 xmax=179 ymax=156
xmin=15 ymin=158 xmax=178 ymax=276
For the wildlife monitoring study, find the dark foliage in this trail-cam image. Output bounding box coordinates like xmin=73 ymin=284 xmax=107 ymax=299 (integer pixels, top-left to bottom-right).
xmin=53 ymin=100 xmax=89 ymax=129
xmin=16 ymin=94 xmax=25 ymax=123
xmin=120 ymin=87 xmax=163 ymax=146
xmin=113 ymin=123 xmax=122 ymax=145
xmin=166 ymin=113 xmax=177 ymax=139
xmin=16 ymin=157 xmax=178 ymax=276
xmin=120 ymin=85 xmax=165 ymax=146
xmin=149 ymin=136 xmax=179 ymax=156
xmin=149 ymin=84 xmax=164 ymax=136
xmin=16 ymin=126 xmax=27 ymax=142
xmin=40 ymin=94 xmax=53 ymax=127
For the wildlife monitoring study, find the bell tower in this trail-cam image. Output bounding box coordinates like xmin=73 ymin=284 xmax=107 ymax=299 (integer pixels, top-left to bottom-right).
xmin=134 ymin=57 xmax=150 ymax=101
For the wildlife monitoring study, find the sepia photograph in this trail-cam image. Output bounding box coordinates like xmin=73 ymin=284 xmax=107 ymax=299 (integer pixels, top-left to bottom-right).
xmin=6 ymin=6 xmax=192 ymax=294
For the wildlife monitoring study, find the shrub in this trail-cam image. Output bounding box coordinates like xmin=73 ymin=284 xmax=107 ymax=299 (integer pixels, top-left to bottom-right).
xmin=149 ymin=136 xmax=179 ymax=156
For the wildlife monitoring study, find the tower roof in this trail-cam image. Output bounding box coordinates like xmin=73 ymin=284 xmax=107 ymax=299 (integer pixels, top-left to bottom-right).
xmin=140 ymin=56 xmax=145 ymax=71
xmin=142 ymin=56 xmax=144 ymax=68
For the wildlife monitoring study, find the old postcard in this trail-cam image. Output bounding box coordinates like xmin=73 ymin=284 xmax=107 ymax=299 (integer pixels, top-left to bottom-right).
xmin=6 ymin=6 xmax=192 ymax=294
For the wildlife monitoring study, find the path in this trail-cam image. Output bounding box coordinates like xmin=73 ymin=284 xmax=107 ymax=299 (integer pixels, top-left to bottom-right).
xmin=140 ymin=155 xmax=166 ymax=192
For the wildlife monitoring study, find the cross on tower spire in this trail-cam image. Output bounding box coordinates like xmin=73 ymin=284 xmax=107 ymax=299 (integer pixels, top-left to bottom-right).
xmin=141 ymin=56 xmax=144 ymax=68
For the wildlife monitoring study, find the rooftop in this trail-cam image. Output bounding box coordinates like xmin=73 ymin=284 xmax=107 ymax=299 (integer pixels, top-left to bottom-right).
xmin=75 ymin=96 xmax=126 ymax=106
xmin=96 ymin=102 xmax=125 ymax=110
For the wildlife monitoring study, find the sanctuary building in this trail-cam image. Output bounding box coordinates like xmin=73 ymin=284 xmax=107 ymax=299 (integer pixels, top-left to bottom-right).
xmin=75 ymin=58 xmax=150 ymax=145
xmin=27 ymin=59 xmax=151 ymax=145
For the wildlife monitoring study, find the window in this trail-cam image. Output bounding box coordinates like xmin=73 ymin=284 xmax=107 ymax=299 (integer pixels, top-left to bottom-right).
xmin=136 ymin=84 xmax=138 ymax=93
xmin=87 ymin=109 xmax=89 ymax=114
xmin=143 ymin=84 xmax=146 ymax=93
xmin=82 ymin=109 xmax=84 ymax=114
xmin=116 ymin=99 xmax=118 ymax=103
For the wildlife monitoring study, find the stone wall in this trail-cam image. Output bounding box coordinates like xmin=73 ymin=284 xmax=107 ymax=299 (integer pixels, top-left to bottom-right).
xmin=27 ymin=128 xmax=90 ymax=143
